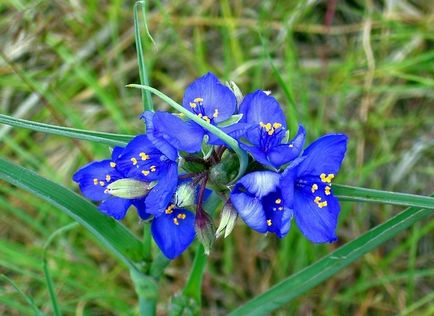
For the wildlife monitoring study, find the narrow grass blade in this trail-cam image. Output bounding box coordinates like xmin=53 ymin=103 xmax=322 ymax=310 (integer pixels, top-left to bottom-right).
xmin=0 ymin=158 xmax=143 ymax=270
xmin=0 ymin=114 xmax=133 ymax=146
xmin=0 ymin=274 xmax=44 ymax=316
xmin=126 ymin=84 xmax=248 ymax=181
xmin=43 ymin=223 xmax=79 ymax=316
xmin=134 ymin=1 xmax=155 ymax=111
xmin=333 ymin=184 xmax=434 ymax=209
xmin=229 ymin=204 xmax=433 ymax=315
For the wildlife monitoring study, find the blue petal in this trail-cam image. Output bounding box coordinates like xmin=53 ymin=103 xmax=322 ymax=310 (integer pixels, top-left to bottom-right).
xmin=230 ymin=171 xmax=280 ymax=233
xmin=239 ymin=143 xmax=271 ymax=167
xmin=239 ymin=90 xmax=286 ymax=128
xmin=143 ymin=111 xmax=203 ymax=154
xmin=145 ymin=163 xmax=178 ymax=216
xmin=293 ymin=189 xmax=340 ymax=243
xmin=267 ymin=124 xmax=306 ymax=168
xmin=111 ymin=146 xmax=125 ymax=160
xmin=151 ymin=208 xmax=196 ymax=259
xmin=183 ymin=72 xmax=236 ymax=123
xmin=142 ymin=111 xmax=179 ymax=160
xmin=297 ymin=134 xmax=348 ymax=177
xmin=116 ymin=135 xmax=174 ymax=181
xmin=279 ymin=158 xmax=304 ymax=209
xmin=73 ymin=160 xmax=123 ymax=201
xmin=207 ymin=122 xmax=250 ymax=146
xmin=99 ymin=197 xmax=132 ymax=220
xmin=130 ymin=198 xmax=152 ymax=220
xmin=262 ymin=190 xmax=293 ymax=238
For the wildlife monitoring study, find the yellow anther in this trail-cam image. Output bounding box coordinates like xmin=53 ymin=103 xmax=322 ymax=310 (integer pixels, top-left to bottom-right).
xmin=99 ymin=181 xmax=105 ymax=186
xmin=213 ymin=109 xmax=219 ymax=118
xmin=189 ymin=102 xmax=197 ymax=108
xmin=173 ymin=218 xmax=179 ymax=225
xmin=320 ymin=173 xmax=335 ymax=183
xmin=267 ymin=219 xmax=272 ymax=226
xmin=131 ymin=157 xmax=138 ymax=166
xmin=275 ymin=198 xmax=282 ymax=204
xmin=139 ymin=152 xmax=149 ymax=161
xmin=259 ymin=122 xmax=265 ymax=128
xmin=177 ymin=213 xmax=186 ymax=220
xmin=318 ymin=201 xmax=328 ymax=208
xmin=193 ymin=97 xmax=203 ymax=103
xmin=105 ymin=175 xmax=111 ymax=182
xmin=202 ymin=116 xmax=210 ymax=123
xmin=267 ymin=129 xmax=275 ymax=136
xmin=273 ymin=122 xmax=282 ymax=129
xmin=311 ymin=183 xmax=318 ymax=193
xmin=150 ymin=165 xmax=157 ymax=172
xmin=265 ymin=123 xmax=272 ymax=130
xmin=93 ymin=178 xmax=99 ymax=185
xmin=325 ymin=186 xmax=331 ymax=195
xmin=142 ymin=170 xmax=150 ymax=176
xmin=110 ymin=162 xmax=116 ymax=168
xmin=165 ymin=204 xmax=175 ymax=214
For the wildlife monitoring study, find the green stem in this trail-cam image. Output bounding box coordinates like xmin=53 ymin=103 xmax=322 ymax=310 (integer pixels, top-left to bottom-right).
xmin=130 ymin=268 xmax=158 ymax=316
xmin=333 ymin=184 xmax=434 ymax=209
xmin=143 ymin=224 xmax=152 ymax=265
xmin=182 ymin=244 xmax=207 ymax=304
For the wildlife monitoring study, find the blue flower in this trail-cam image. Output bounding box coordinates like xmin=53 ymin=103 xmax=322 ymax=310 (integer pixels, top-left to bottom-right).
xmin=237 ymin=90 xmax=306 ymax=169
xmin=151 ymin=203 xmax=196 ymax=259
xmin=281 ymin=134 xmax=348 ymax=243
xmin=231 ymin=134 xmax=348 ymax=242
xmin=72 ymin=146 xmax=150 ymax=220
xmin=141 ymin=111 xmax=204 ymax=154
xmin=230 ymin=171 xmax=293 ymax=238
xmin=115 ymin=134 xmax=179 ymax=216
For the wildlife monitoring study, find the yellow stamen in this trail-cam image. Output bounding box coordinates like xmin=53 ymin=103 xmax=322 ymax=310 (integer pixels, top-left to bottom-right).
xmin=105 ymin=175 xmax=111 ymax=182
xmin=194 ymin=97 xmax=203 ymax=103
xmin=110 ymin=162 xmax=116 ymax=168
xmin=273 ymin=122 xmax=282 ymax=129
xmin=278 ymin=207 xmax=284 ymax=211
xmin=131 ymin=157 xmax=138 ymax=166
xmin=267 ymin=219 xmax=272 ymax=226
xmin=173 ymin=218 xmax=179 ymax=225
xmin=189 ymin=102 xmax=197 ymax=108
xmin=142 ymin=170 xmax=150 ymax=176
xmin=320 ymin=173 xmax=335 ymax=183
xmin=213 ymin=109 xmax=219 ymax=118
xmin=150 ymin=165 xmax=157 ymax=172
xmin=99 ymin=181 xmax=105 ymax=186
xmin=165 ymin=204 xmax=175 ymax=214
xmin=93 ymin=178 xmax=99 ymax=185
xmin=139 ymin=152 xmax=149 ymax=161
xmin=177 ymin=213 xmax=186 ymax=219
xmin=275 ymin=198 xmax=282 ymax=204
xmin=311 ymin=183 xmax=318 ymax=193
xmin=325 ymin=186 xmax=331 ymax=195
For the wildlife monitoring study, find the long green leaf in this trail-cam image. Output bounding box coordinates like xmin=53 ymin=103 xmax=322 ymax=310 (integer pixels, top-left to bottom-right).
xmin=0 ymin=158 xmax=143 ymax=270
xmin=334 ymin=184 xmax=434 ymax=209
xmin=0 ymin=114 xmax=133 ymax=146
xmin=127 ymin=84 xmax=248 ymax=181
xmin=229 ymin=204 xmax=434 ymax=315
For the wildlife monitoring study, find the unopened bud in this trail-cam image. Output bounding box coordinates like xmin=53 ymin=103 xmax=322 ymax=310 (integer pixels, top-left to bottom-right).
xmin=195 ymin=209 xmax=215 ymax=255
xmin=226 ymin=80 xmax=244 ymax=105
xmin=215 ymin=200 xmax=238 ymax=239
xmin=174 ymin=182 xmax=196 ymax=208
xmin=209 ymin=151 xmax=239 ymax=185
xmin=105 ymin=179 xmax=153 ymax=199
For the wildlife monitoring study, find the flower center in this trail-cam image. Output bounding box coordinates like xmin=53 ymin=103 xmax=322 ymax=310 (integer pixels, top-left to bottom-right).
xmin=189 ymin=97 xmax=218 ymax=124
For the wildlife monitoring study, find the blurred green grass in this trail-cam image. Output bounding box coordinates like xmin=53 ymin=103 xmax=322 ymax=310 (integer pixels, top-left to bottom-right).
xmin=0 ymin=0 xmax=433 ymax=315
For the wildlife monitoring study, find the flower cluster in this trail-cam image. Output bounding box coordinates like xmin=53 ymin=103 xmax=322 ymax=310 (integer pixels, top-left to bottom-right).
xmin=73 ymin=72 xmax=348 ymax=259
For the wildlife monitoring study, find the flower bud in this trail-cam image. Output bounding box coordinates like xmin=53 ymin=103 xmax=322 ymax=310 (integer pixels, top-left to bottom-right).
xmin=194 ymin=208 xmax=215 ymax=255
xmin=174 ymin=182 xmax=196 ymax=208
xmin=209 ymin=151 xmax=239 ymax=186
xmin=105 ymin=179 xmax=153 ymax=199
xmin=215 ymin=200 xmax=238 ymax=239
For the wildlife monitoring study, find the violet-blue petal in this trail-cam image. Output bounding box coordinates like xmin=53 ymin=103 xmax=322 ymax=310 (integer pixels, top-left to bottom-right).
xmin=141 ymin=111 xmax=179 ymax=160
xmin=111 ymin=146 xmax=125 ymax=160
xmin=239 ymin=143 xmax=271 ymax=167
xmin=151 ymin=208 xmax=196 ymax=259
xmin=183 ymin=72 xmax=236 ymax=123
xmin=207 ymin=122 xmax=250 ymax=146
xmin=143 ymin=111 xmax=203 ymax=154
xmin=262 ymin=190 xmax=293 ymax=238
xmin=116 ymin=135 xmax=172 ymax=181
xmin=99 ymin=197 xmax=132 ymax=220
xmin=145 ymin=163 xmax=178 ymax=216
xmin=293 ymin=190 xmax=340 ymax=243
xmin=239 ymin=90 xmax=286 ymax=128
xmin=267 ymin=125 xmax=306 ymax=168
xmin=130 ymin=198 xmax=152 ymax=220
xmin=73 ymin=160 xmax=123 ymax=201
xmin=230 ymin=171 xmax=280 ymax=233
xmin=297 ymin=134 xmax=348 ymax=177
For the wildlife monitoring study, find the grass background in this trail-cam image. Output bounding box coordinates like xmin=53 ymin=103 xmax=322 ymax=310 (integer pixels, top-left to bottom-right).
xmin=0 ymin=0 xmax=433 ymax=315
